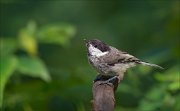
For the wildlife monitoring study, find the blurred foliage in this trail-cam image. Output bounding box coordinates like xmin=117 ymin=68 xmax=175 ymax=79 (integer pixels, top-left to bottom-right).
xmin=0 ymin=0 xmax=179 ymax=111
xmin=0 ymin=21 xmax=75 ymax=108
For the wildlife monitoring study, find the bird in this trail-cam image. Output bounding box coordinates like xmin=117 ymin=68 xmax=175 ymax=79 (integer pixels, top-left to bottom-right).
xmin=84 ymin=39 xmax=163 ymax=83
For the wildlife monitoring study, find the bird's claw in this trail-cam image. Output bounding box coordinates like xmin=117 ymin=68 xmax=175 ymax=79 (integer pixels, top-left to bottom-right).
xmin=98 ymin=76 xmax=118 ymax=86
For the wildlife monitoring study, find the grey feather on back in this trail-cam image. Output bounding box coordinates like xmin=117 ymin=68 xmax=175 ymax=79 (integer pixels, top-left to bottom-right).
xmin=101 ymin=46 xmax=140 ymax=66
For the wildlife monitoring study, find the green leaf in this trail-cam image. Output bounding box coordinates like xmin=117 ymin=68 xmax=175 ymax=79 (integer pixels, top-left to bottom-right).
xmin=154 ymin=66 xmax=179 ymax=82
xmin=0 ymin=56 xmax=17 ymax=107
xmin=37 ymin=24 xmax=76 ymax=45
xmin=18 ymin=21 xmax=37 ymax=56
xmin=17 ymin=56 xmax=51 ymax=82
xmin=168 ymin=81 xmax=180 ymax=91
xmin=154 ymin=66 xmax=180 ymax=91
xmin=19 ymin=29 xmax=37 ymax=56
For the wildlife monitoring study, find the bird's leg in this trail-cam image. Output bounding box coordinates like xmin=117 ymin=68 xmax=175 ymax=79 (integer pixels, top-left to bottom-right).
xmin=105 ymin=76 xmax=118 ymax=83
xmin=99 ymin=76 xmax=118 ymax=85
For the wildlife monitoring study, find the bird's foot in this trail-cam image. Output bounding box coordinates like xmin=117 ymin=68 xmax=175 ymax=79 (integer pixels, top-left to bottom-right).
xmin=99 ymin=76 xmax=118 ymax=85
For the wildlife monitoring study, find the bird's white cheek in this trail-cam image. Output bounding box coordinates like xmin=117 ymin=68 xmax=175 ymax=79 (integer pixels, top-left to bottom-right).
xmin=88 ymin=44 xmax=108 ymax=57
xmin=91 ymin=51 xmax=108 ymax=57
xmin=96 ymin=51 xmax=108 ymax=57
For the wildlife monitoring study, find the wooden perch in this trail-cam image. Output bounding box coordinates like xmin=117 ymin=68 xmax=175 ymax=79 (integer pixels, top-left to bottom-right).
xmin=92 ymin=76 xmax=120 ymax=111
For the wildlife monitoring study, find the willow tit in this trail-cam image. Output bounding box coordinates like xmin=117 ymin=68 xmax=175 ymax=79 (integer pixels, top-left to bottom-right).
xmin=85 ymin=39 xmax=163 ymax=82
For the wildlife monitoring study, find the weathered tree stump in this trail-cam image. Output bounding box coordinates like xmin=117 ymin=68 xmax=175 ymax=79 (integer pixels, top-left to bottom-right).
xmin=92 ymin=76 xmax=120 ymax=111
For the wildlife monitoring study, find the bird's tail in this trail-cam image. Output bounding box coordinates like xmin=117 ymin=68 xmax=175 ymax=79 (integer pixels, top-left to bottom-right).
xmin=139 ymin=61 xmax=164 ymax=69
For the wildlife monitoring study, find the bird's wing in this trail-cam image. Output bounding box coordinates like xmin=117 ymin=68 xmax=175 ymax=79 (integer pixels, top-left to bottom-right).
xmin=101 ymin=46 xmax=163 ymax=69
xmin=101 ymin=47 xmax=140 ymax=66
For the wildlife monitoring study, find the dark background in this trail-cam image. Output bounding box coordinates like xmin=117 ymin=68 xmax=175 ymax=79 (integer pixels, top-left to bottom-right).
xmin=0 ymin=0 xmax=179 ymax=111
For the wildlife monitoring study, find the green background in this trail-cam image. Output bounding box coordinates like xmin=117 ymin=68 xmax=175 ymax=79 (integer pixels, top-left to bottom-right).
xmin=0 ymin=0 xmax=179 ymax=111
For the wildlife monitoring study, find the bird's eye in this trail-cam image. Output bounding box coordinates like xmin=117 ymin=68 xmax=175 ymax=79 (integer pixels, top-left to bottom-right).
xmin=94 ymin=45 xmax=97 ymax=48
